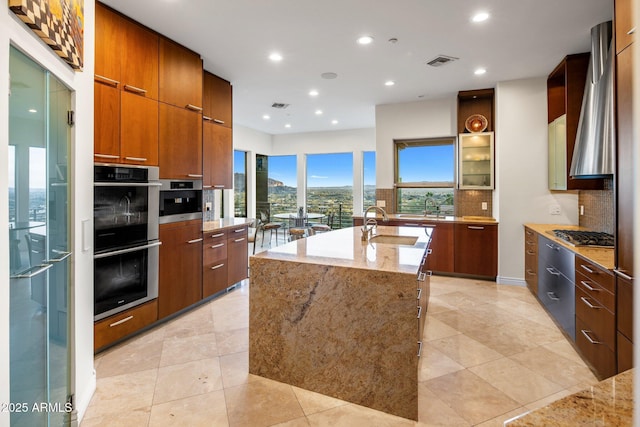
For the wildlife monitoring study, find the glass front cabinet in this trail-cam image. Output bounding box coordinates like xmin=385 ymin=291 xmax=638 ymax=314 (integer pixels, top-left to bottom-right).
xmin=458 ymin=132 xmax=494 ymax=189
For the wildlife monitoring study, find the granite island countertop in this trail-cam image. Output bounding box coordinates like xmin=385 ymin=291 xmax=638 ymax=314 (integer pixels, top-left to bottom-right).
xmin=505 ymin=368 xmax=633 ymax=426
xmin=352 ymin=213 xmax=498 ymax=225
xmin=202 ymin=218 xmax=253 ymax=232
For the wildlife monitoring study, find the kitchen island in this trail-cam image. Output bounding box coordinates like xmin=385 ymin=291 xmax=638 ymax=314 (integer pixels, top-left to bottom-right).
xmin=249 ymin=225 xmax=432 ymax=420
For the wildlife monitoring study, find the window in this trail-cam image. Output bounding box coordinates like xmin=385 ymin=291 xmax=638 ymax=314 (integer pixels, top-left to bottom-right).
xmin=306 ymin=153 xmax=353 ymax=229
xmin=395 ymin=137 xmax=455 ymax=214
xmin=268 ymin=155 xmax=297 ymax=216
xmin=233 ymin=150 xmax=247 ymax=217
xmin=363 ymin=151 xmax=376 ymax=208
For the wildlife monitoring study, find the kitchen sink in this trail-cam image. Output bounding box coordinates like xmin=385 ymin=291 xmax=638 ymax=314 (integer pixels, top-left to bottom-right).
xmin=369 ymin=235 xmax=418 ymax=245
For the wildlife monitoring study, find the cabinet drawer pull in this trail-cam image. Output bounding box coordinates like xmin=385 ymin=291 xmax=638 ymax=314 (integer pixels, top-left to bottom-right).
xmin=613 ymin=269 xmax=633 ymax=281
xmin=94 ymin=153 xmax=120 ymax=159
xmin=123 ymin=84 xmax=147 ymax=94
xmin=124 ymin=156 xmax=147 ymax=162
xmin=546 ymin=267 xmax=560 ymax=276
xmin=581 ymin=329 xmax=602 ymax=345
xmin=417 ymin=288 xmax=422 ymax=300
xmin=580 ymin=264 xmax=595 ymax=274
xmin=213 ymin=118 xmax=225 ymax=125
xmin=402 ymin=223 xmax=420 ymax=227
xmin=417 ymin=271 xmax=426 ymax=282
xmin=94 ymin=74 xmax=120 ymax=86
xmin=417 ymin=305 xmax=422 ymax=319
xmin=210 ymin=243 xmax=225 ymax=249
xmin=526 ymin=269 xmax=536 ymax=276
xmin=467 ymin=226 xmax=485 ymax=230
xmin=210 ymin=233 xmax=225 ymax=238
xmin=203 ymin=115 xmax=213 ymax=121
xmin=110 ymin=316 xmax=133 ymax=327
xmin=580 ymin=280 xmax=599 ymax=292
xmin=627 ymin=27 xmax=636 ymax=35
xmin=526 ymin=230 xmax=533 ymax=236
xmin=187 ymin=238 xmax=203 ymax=244
xmin=234 ymin=229 xmax=245 ymax=233
xmin=203 ymin=185 xmax=213 ymax=189
xmin=210 ymin=263 xmax=225 ymax=270
xmin=580 ymin=296 xmax=601 ymax=309
xmin=526 ymin=250 xmax=536 ymax=255
xmin=546 ymin=291 xmax=560 ymax=301
xmin=417 ymin=341 xmax=423 ymax=357
xmin=426 ymin=248 xmax=433 ymax=255
xmin=214 ymin=185 xmax=225 ymax=188
xmin=187 ymin=174 xmax=203 ymax=178
xmin=545 ymin=243 xmax=559 ymax=251
xmin=234 ymin=238 xmax=245 ymax=242
xmin=186 ymin=104 xmax=203 ymax=112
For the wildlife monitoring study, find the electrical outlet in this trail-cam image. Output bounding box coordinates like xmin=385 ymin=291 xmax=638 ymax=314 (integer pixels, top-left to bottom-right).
xmin=481 ymin=202 xmax=488 ymax=210
xmin=579 ymin=205 xmax=585 ymax=216
xmin=549 ymin=204 xmax=561 ymax=215
xmin=376 ymin=200 xmax=386 ymax=208
xmin=205 ymin=202 xmax=212 ymax=211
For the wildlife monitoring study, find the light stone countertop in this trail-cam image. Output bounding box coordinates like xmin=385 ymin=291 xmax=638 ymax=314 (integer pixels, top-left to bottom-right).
xmin=251 ymin=225 xmax=433 ymax=274
xmin=203 ymin=218 xmax=253 ymax=232
xmin=524 ymin=223 xmax=614 ymax=270
xmin=505 ymin=368 xmax=633 ymax=426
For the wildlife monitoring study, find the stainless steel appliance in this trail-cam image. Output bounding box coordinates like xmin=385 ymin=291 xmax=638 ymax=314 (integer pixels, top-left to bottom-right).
xmin=94 ymin=164 xmax=161 ymax=320
xmin=159 ymin=179 xmax=203 ymax=223
xmin=551 ymin=229 xmax=614 ymax=247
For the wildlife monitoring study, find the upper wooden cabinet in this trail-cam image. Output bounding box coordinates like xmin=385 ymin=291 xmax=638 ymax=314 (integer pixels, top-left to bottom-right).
xmin=94 ymin=82 xmax=120 ymax=162
xmin=203 ymin=122 xmax=232 ymax=189
xmin=457 ymin=89 xmax=494 ymax=133
xmin=120 ymin=92 xmax=159 ymax=165
xmin=203 ymin=72 xmax=232 ymax=127
xmin=159 ymin=38 xmax=203 ymax=111
xmin=159 ymin=103 xmax=203 ymax=179
xmin=547 ymin=54 xmax=604 ymax=190
xmin=95 ymin=3 xmax=120 ymax=83
xmin=615 ymin=0 xmax=634 ymax=54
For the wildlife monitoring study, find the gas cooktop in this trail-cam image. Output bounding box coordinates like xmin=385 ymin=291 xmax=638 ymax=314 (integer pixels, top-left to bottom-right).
xmin=551 ymin=229 xmax=614 ymax=248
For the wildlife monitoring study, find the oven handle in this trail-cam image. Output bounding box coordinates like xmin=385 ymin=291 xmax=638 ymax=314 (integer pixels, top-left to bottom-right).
xmin=94 ymin=241 xmax=162 ymax=259
xmin=94 ymin=182 xmax=162 ymax=187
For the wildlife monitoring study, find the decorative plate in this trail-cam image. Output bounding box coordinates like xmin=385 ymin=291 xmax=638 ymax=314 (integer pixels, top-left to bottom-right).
xmin=465 ymin=114 xmax=488 ymax=133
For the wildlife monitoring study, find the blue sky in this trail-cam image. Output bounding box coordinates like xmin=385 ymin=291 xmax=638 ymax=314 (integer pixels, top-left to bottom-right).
xmin=398 ymin=144 xmax=454 ymax=182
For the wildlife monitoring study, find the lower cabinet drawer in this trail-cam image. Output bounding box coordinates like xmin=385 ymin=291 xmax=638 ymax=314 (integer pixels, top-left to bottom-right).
xmin=575 ymin=285 xmax=615 ymax=351
xmin=94 ymin=300 xmax=158 ymax=351
xmin=575 ymin=316 xmax=616 ymax=379
xmin=617 ymin=331 xmax=634 ymax=373
xmin=203 ymin=261 xmax=228 ymax=298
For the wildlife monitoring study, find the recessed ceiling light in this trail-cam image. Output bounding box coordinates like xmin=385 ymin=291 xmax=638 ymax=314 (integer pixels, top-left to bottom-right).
xmin=472 ymin=12 xmax=490 ymax=23
xmin=309 ymin=89 xmax=319 ymax=97
xmin=357 ymin=35 xmax=374 ymax=45
xmin=269 ymin=52 xmax=283 ymax=62
xmin=28 ymin=108 xmax=37 ymax=113
xmin=331 ymin=120 xmax=338 ymax=125
xmin=284 ymin=124 xmax=291 ymax=128
xmin=315 ymin=110 xmax=323 ymax=115
xmin=474 ymin=68 xmax=487 ymax=75
xmin=262 ymin=114 xmax=270 ymax=120
xmin=385 ymin=80 xmax=395 ymax=86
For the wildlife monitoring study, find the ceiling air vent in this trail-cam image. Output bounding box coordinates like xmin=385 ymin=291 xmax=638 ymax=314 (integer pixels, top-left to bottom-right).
xmin=271 ymin=102 xmax=290 ymax=109
xmin=426 ymin=55 xmax=459 ymax=67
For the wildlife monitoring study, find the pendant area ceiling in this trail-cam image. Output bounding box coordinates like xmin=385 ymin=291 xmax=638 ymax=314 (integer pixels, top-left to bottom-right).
xmin=99 ymin=0 xmax=612 ymax=135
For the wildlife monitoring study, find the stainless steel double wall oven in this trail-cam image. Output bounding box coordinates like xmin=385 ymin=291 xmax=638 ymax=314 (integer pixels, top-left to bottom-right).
xmin=93 ymin=164 xmax=161 ymax=321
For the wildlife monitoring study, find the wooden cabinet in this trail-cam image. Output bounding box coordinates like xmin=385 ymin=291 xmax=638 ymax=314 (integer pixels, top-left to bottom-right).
xmin=615 ymin=0 xmax=634 ymax=54
xmin=202 ymin=229 xmax=228 ymax=298
xmin=203 ymin=72 xmax=232 ymax=127
xmin=574 ymin=256 xmax=616 ymax=379
xmin=524 ymin=226 xmax=538 ymax=294
xmin=617 ymin=275 xmax=634 ymax=372
xmin=95 ymin=3 xmax=121 ymax=84
xmin=454 ymin=223 xmax=498 ymax=278
xmin=121 ymin=17 xmax=159 ymax=100
xmin=159 ymin=38 xmax=203 ymax=110
xmin=158 ymin=220 xmax=203 ymax=318
xmin=94 ymin=82 xmax=120 ymax=161
xmin=159 ymin=103 xmax=203 ymax=179
xmin=457 ymin=89 xmax=494 ymax=133
xmin=120 ymin=91 xmax=158 ymax=165
xmin=227 ymin=226 xmax=248 ymax=286
xmin=458 ymin=132 xmax=494 ymax=189
xmin=384 ymin=220 xmax=454 ymax=273
xmin=94 ymin=299 xmax=158 ymax=352
xmin=203 ymin=122 xmax=232 ymax=189
xmin=547 ymin=54 xmax=604 ymax=190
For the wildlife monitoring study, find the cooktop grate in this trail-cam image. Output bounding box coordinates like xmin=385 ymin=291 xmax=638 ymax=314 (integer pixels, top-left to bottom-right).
xmin=552 ymin=229 xmax=614 ymax=247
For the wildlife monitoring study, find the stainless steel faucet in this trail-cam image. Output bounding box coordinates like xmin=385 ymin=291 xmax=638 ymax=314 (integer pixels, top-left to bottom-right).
xmin=361 ymin=206 xmax=389 ymax=240
xmin=424 ymin=197 xmax=438 ymax=217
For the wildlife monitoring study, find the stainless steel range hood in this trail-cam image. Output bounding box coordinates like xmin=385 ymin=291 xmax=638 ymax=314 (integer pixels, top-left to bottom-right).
xmin=570 ymin=21 xmax=615 ymax=178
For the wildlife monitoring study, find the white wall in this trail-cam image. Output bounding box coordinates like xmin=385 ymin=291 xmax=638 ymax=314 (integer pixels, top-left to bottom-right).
xmin=495 ymin=78 xmax=578 ymax=284
xmin=0 ymin=4 xmax=96 ymax=424
xmin=375 ymin=98 xmax=457 ymax=188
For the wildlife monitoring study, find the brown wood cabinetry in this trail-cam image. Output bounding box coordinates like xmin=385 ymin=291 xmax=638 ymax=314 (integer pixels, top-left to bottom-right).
xmin=524 ymin=227 xmax=538 ymax=294
xmin=203 ymin=72 xmax=232 ymax=127
xmin=94 ymin=300 xmax=158 ymax=352
xmin=202 ymin=230 xmax=229 ymax=298
xmin=384 ymin=220 xmax=453 ymax=273
xmin=121 ymin=17 xmax=159 ymax=100
xmin=617 ymin=276 xmax=634 ymax=372
xmin=158 ymin=220 xmax=203 ymax=318
xmin=454 ymin=223 xmax=497 ymax=278
xmin=159 ymin=103 xmax=203 ymax=179
xmin=120 ymin=91 xmax=159 ymax=165
xmin=227 ymin=226 xmax=249 ymax=286
xmin=94 ymin=82 xmax=120 ymax=161
xmin=159 ymin=38 xmax=203 ymax=110
xmin=615 ymin=0 xmax=634 ymax=54
xmin=547 ymin=54 xmax=604 ymax=190
xmin=457 ymin=89 xmax=494 ymax=133
xmin=203 ymin=122 xmax=232 ymax=189
xmin=95 ymin=3 xmax=121 ymax=84
xmin=574 ymin=256 xmax=616 ymax=379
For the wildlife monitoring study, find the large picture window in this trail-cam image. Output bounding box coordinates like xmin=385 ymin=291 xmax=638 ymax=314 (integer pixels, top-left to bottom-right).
xmin=395 ymin=137 xmax=455 ymax=214
xmin=233 ymin=150 xmax=247 ymax=217
xmin=268 ymin=155 xmax=297 ymax=216
xmin=306 ymin=153 xmax=353 ymax=229
xmin=363 ymin=151 xmax=376 ymax=209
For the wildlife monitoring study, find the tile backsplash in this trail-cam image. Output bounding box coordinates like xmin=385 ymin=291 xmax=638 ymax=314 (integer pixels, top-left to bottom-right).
xmin=375 ymin=188 xmax=493 ymax=217
xmin=578 ymin=178 xmax=614 ymax=234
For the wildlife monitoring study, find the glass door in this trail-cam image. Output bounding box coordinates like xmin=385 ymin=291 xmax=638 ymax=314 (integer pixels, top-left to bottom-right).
xmin=8 ymin=46 xmax=72 ymax=427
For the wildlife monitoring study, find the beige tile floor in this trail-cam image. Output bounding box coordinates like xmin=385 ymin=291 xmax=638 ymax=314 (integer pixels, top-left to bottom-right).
xmin=83 ymin=270 xmax=598 ymax=427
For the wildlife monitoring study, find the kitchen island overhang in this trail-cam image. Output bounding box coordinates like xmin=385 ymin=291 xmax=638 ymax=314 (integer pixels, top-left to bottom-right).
xmin=249 ymin=226 xmax=433 ymax=421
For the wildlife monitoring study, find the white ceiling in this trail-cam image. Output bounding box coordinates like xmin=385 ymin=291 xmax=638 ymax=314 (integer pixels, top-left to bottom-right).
xmin=100 ymin=0 xmax=612 ymax=135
